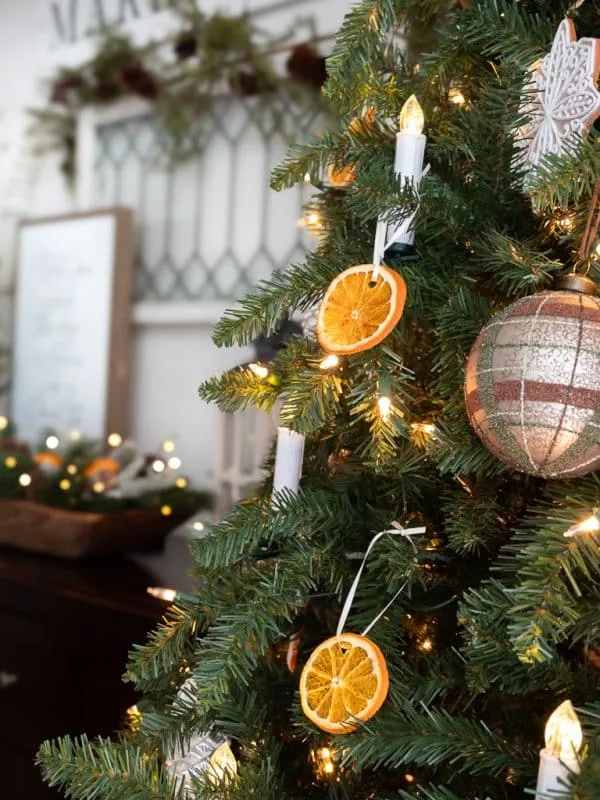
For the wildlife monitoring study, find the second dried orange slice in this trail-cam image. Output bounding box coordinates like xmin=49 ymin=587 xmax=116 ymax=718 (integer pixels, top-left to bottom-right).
xmin=299 ymin=633 xmax=389 ymax=734
xmin=317 ymin=264 xmax=406 ymax=355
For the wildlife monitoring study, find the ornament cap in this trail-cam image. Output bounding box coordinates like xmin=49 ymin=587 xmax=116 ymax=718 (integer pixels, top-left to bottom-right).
xmin=556 ymin=273 xmax=598 ymax=296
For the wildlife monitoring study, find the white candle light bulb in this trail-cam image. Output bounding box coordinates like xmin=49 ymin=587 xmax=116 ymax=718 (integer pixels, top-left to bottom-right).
xmin=536 ymin=700 xmax=583 ymax=799
xmin=545 ymin=701 xmax=582 ymax=760
xmin=45 ymin=435 xmax=59 ymax=450
xmin=399 ymin=95 xmax=424 ymax=135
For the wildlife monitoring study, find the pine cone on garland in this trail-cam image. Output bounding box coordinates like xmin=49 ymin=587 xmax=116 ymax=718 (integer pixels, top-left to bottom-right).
xmin=286 ymin=43 xmax=327 ymax=90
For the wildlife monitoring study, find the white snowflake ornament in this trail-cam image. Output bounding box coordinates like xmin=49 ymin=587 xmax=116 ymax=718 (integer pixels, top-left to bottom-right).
xmin=514 ymin=18 xmax=600 ymax=183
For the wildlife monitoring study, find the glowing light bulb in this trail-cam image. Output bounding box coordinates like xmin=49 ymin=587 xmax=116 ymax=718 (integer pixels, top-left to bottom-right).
xmin=70 ymin=430 xmax=81 ymax=441
xmin=147 ymin=586 xmax=176 ymax=602
xmin=193 ymin=521 xmax=205 ymax=532
xmin=307 ymin=211 xmax=321 ymax=227
xmin=411 ymin=422 xmax=436 ymax=435
xmin=319 ymin=354 xmax=340 ymax=370
xmin=405 ymin=774 xmax=415 ymax=783
xmin=59 ymin=479 xmax=71 ymax=490
xmin=175 ymin=476 xmax=188 ymax=488
xmin=0 ymin=416 xmax=7 ymax=430
xmin=448 ymin=87 xmax=466 ymax=106
xmin=93 ymin=481 xmax=105 ymax=493
xmin=161 ymin=504 xmax=172 ymax=516
xmin=207 ymin=742 xmax=237 ymax=785
xmin=168 ymin=456 xmax=182 ymax=470
xmin=377 ymin=395 xmax=392 ymax=420
xmin=399 ymin=95 xmax=424 ymax=135
xmin=152 ymin=459 xmax=165 ymax=473
xmin=67 ymin=464 xmax=78 ymax=475
xmin=4 ymin=456 xmax=16 ymax=469
xmin=545 ymin=701 xmax=582 ymax=760
xmin=107 ymin=432 xmax=122 ymax=448
xmin=45 ymin=435 xmax=59 ymax=450
xmin=304 ymin=172 xmax=311 ymax=184
xmin=420 ymin=638 xmax=433 ymax=652
xmin=564 ymin=511 xmax=600 ymax=538
xmin=249 ymin=362 xmax=269 ymax=379
xmin=162 ymin=439 xmax=176 ymax=452
xmin=18 ymin=473 xmax=32 ymax=487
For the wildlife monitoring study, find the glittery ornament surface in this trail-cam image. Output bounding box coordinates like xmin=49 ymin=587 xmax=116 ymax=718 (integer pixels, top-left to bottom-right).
xmin=164 ymin=678 xmax=230 ymax=795
xmin=513 ymin=18 xmax=600 ymax=183
xmin=465 ymin=289 xmax=600 ymax=478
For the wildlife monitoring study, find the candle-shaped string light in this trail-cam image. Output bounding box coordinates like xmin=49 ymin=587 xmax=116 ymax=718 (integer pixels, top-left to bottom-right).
xmin=272 ymin=424 xmax=305 ymax=499
xmin=564 ymin=509 xmax=600 ymax=538
xmin=386 ymin=95 xmax=427 ymax=250
xmin=535 ymin=700 xmax=583 ymax=799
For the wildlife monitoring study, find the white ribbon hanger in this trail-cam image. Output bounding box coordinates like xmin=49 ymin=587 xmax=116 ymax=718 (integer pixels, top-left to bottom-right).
xmin=336 ymin=522 xmax=426 ymax=637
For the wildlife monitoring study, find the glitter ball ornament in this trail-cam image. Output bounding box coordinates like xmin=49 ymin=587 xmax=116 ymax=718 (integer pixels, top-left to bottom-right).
xmin=464 ymin=275 xmax=600 ymax=478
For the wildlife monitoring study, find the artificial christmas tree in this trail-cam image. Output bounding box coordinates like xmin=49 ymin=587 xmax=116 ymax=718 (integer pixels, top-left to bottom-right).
xmin=38 ymin=1 xmax=600 ymax=798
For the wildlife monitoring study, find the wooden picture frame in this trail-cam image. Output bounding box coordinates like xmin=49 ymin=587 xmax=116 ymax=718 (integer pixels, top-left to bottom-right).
xmin=11 ymin=208 xmax=134 ymax=443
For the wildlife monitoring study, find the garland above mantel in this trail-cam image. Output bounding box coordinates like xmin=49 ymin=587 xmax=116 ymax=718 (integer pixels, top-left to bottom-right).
xmin=37 ymin=7 xmax=330 ymax=182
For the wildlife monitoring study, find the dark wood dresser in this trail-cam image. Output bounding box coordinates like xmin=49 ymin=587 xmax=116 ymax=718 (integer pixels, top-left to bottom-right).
xmin=0 ymin=546 xmax=164 ymax=799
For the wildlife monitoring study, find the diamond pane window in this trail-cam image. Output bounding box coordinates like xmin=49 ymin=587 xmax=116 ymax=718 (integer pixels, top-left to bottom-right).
xmin=92 ymin=95 xmax=321 ymax=301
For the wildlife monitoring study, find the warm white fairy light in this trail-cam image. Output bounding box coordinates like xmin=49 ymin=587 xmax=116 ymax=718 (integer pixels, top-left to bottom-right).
xmin=168 ymin=456 xmax=182 ymax=470
xmin=411 ymin=422 xmax=436 ymax=435
xmin=107 ymin=432 xmax=122 ymax=448
xmin=564 ymin=510 xmax=600 ymax=538
xmin=4 ymin=456 xmax=16 ymax=469
xmin=319 ymin=354 xmax=340 ymax=370
xmin=448 ymin=87 xmax=466 ymax=106
xmin=175 ymin=476 xmax=188 ymax=489
xmin=161 ymin=504 xmax=172 ymax=516
xmin=59 ymin=479 xmax=71 ymax=491
xmin=147 ymin=586 xmax=176 ymax=602
xmin=18 ymin=473 xmax=32 ymax=487
xmin=249 ymin=362 xmax=269 ymax=379
xmin=192 ymin=521 xmax=205 ymax=532
xmin=70 ymin=430 xmax=81 ymax=441
xmin=0 ymin=416 xmax=7 ymax=430
xmin=67 ymin=464 xmax=77 ymax=475
xmin=162 ymin=439 xmax=176 ymax=452
xmin=377 ymin=395 xmax=392 ymax=420
xmin=152 ymin=459 xmax=166 ymax=473
xmin=93 ymin=481 xmax=105 ymax=493
xmin=45 ymin=435 xmax=59 ymax=450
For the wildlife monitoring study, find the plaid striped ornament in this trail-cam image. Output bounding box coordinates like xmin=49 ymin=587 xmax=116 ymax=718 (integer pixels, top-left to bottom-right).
xmin=465 ymin=279 xmax=600 ymax=478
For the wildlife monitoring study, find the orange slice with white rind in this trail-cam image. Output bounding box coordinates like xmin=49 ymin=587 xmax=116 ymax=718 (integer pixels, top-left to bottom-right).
xmin=317 ymin=264 xmax=407 ymax=355
xmin=299 ymin=633 xmax=389 ymax=734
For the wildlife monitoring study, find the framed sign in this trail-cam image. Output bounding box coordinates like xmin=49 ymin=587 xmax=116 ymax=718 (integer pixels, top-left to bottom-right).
xmin=11 ymin=208 xmax=134 ymax=443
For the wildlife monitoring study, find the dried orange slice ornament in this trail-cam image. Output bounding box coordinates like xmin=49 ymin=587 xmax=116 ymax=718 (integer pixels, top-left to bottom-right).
xmin=317 ymin=264 xmax=406 ymax=355
xmin=299 ymin=632 xmax=389 ymax=734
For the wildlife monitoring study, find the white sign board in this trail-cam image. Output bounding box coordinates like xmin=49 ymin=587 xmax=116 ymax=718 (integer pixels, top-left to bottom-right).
xmin=11 ymin=209 xmax=134 ymax=444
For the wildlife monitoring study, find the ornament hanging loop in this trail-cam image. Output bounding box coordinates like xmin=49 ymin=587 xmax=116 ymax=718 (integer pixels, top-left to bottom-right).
xmin=336 ymin=522 xmax=426 ymax=638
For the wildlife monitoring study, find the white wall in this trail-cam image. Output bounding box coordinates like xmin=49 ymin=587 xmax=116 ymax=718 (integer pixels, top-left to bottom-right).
xmin=0 ymin=0 xmax=351 ymax=490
